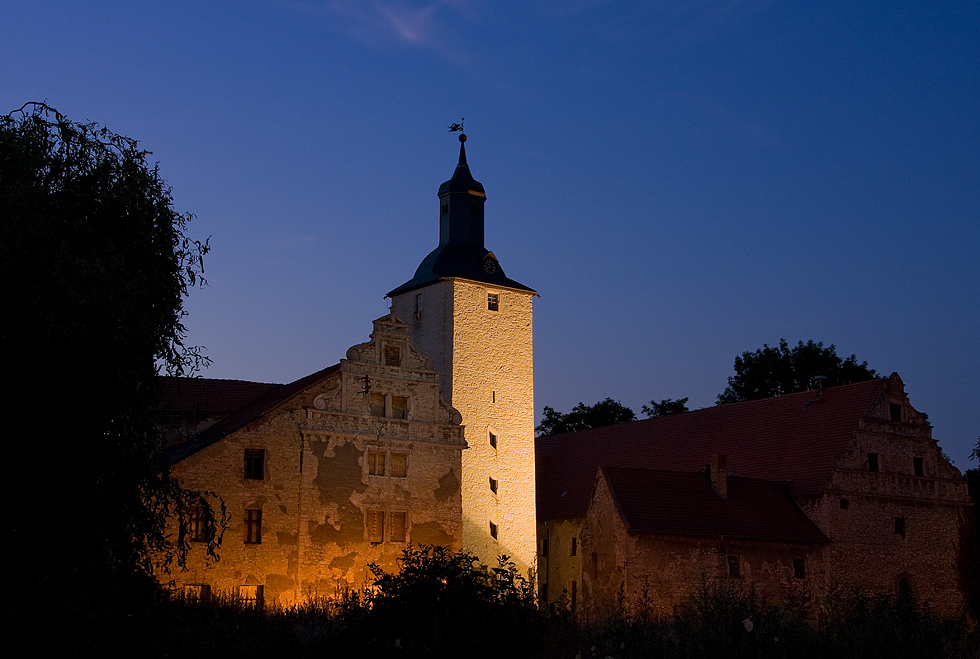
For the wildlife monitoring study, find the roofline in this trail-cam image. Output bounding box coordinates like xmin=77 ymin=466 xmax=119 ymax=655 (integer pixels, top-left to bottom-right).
xmin=386 ymin=275 xmax=539 ymax=299
xmin=165 ymin=363 xmax=342 ymax=464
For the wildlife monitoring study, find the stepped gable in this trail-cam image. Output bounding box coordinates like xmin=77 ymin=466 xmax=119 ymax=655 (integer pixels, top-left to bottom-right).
xmin=537 ymin=378 xmax=886 ymax=522
xmin=599 ymin=466 xmax=828 ymax=544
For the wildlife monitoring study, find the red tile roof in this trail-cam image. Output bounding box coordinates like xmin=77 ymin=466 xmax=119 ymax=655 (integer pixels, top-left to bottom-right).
xmin=600 ymin=466 xmax=828 ymax=544
xmin=157 ymin=377 xmax=281 ymax=415
xmin=163 ymin=365 xmax=341 ymax=464
xmin=537 ymin=378 xmax=887 ymax=522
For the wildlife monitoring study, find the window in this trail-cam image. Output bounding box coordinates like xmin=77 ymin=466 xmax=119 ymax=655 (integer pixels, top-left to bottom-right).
xmin=367 ymin=449 xmax=386 ymax=476
xmin=190 ymin=505 xmax=207 ymax=542
xmin=895 ymin=517 xmax=906 ymax=538
xmin=868 ymin=452 xmax=879 ymax=472
xmin=487 ymin=293 xmax=499 ymax=311
xmin=489 ymin=476 xmax=498 ymax=494
xmin=541 ymin=538 xmax=549 ymax=557
xmin=441 ymin=201 xmax=449 ymax=216
xmin=889 ymin=403 xmax=902 ymax=422
xmin=541 ymin=582 xmax=548 ymax=602
xmin=570 ymin=537 xmax=577 ymax=556
xmin=793 ymin=559 xmax=806 ymax=580
xmin=839 ymin=498 xmax=850 ymax=510
xmin=390 ymin=452 xmax=408 ymax=478
xmin=244 ymin=449 xmax=265 ymax=480
xmin=491 ymin=390 xmax=495 ymax=404
xmin=245 ymin=509 xmax=262 ymax=544
xmin=489 ymin=521 xmax=498 ymax=540
xmin=913 ymin=457 xmax=924 ymax=477
xmin=489 ymin=431 xmax=497 ymax=449
xmin=570 ymin=580 xmax=577 ymax=613
xmin=727 ymin=554 xmax=740 ymax=577
xmin=238 ymin=585 xmax=264 ymax=607
xmin=183 ymin=584 xmax=210 ymax=601
xmin=391 ymin=395 xmax=409 ymax=420
xmin=415 ymin=293 xmax=423 ymax=316
xmin=368 ymin=509 xmax=385 ymax=543
xmin=391 ymin=512 xmax=408 ymax=543
xmin=384 ymin=345 xmax=401 ymax=367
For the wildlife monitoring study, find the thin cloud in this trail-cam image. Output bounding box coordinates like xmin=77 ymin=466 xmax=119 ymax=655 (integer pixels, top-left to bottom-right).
xmin=278 ymin=0 xmax=474 ymax=64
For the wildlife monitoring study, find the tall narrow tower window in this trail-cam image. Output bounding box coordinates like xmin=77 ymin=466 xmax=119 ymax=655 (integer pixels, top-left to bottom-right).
xmin=489 ymin=521 xmax=498 ymax=539
xmin=487 ymin=293 xmax=499 ymax=311
xmin=489 ymin=431 xmax=497 ymax=449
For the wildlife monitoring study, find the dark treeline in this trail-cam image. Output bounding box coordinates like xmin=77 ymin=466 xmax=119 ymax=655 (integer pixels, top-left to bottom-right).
xmin=28 ymin=545 xmax=979 ymax=659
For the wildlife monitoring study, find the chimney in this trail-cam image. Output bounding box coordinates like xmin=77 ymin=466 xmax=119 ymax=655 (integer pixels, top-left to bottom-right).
xmin=708 ymin=454 xmax=728 ymax=498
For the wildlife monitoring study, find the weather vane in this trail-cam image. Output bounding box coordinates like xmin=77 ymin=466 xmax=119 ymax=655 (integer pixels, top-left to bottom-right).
xmin=448 ymin=118 xmax=465 ymax=141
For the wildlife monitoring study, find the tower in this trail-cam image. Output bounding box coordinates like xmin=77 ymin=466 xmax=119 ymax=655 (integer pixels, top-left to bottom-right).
xmin=388 ymin=133 xmax=537 ymax=576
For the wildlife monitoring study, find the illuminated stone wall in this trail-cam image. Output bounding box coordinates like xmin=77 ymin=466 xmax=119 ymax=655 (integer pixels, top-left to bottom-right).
xmin=168 ymin=314 xmax=465 ymax=606
xmin=392 ymin=279 xmax=537 ymax=577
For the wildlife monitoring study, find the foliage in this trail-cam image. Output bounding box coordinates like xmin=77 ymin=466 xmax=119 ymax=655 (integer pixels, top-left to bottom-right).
xmin=642 ymin=397 xmax=689 ymax=417
xmin=0 ymin=103 xmax=221 ymax=626
xmin=717 ymin=339 xmax=877 ymax=404
xmin=362 ymin=545 xmax=546 ymax=658
xmin=536 ymin=398 xmax=637 ymax=436
xmin=960 ymin=453 xmax=980 ymax=620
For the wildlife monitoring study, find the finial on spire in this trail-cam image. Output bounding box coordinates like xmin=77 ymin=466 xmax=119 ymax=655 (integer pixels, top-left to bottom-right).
xmin=448 ymin=118 xmax=465 ymax=142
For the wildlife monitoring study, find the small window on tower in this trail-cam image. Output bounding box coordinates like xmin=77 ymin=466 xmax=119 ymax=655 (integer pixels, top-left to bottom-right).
xmin=889 ymin=403 xmax=902 ymax=422
xmin=727 ymin=554 xmax=740 ymax=577
xmin=793 ymin=558 xmax=806 ymax=579
xmin=441 ymin=201 xmax=449 ymax=215
xmin=489 ymin=431 xmax=497 ymax=449
xmin=868 ymin=453 xmax=880 ymax=472
xmin=487 ymin=293 xmax=499 ymax=311
xmin=913 ymin=457 xmax=924 ymax=477
xmin=895 ymin=517 xmax=906 ymax=538
xmin=570 ymin=537 xmax=577 ymax=556
xmin=489 ymin=521 xmax=498 ymax=540
xmin=415 ymin=294 xmax=423 ymax=316
xmin=489 ymin=477 xmax=498 ymax=494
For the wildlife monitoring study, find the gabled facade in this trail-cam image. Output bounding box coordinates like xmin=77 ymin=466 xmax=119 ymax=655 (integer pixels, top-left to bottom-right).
xmin=537 ymin=374 xmax=969 ymax=617
xmin=164 ymin=313 xmax=465 ymax=606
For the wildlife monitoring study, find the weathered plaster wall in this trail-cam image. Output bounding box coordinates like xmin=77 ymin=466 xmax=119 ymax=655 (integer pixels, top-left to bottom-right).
xmin=538 ymin=519 xmax=585 ymax=608
xmin=581 ymin=474 xmax=827 ymax=621
xmin=798 ymin=390 xmax=970 ymax=610
xmin=168 ymin=315 xmax=465 ymax=606
xmin=393 ymin=279 xmax=537 ymax=577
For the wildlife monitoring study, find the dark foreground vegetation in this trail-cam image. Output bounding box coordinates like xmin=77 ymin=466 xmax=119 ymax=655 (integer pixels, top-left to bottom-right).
xmin=19 ymin=546 xmax=977 ymax=659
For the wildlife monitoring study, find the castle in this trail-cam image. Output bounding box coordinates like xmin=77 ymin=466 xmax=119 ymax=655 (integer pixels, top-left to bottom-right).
xmin=160 ymin=136 xmax=969 ymax=614
xmin=161 ymin=134 xmax=537 ymax=603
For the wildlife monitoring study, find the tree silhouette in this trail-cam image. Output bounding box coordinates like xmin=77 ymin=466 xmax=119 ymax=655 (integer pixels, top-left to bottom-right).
xmin=1 ymin=103 xmax=223 ymax=625
xmin=718 ymin=339 xmax=877 ymax=404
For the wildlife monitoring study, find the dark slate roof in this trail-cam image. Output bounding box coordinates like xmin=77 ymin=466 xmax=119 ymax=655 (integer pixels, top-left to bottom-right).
xmin=387 ymin=243 xmax=536 ymax=297
xmin=164 ymin=364 xmax=341 ymax=464
xmin=387 ymin=138 xmax=535 ymax=298
xmin=600 ymin=466 xmax=829 ymax=544
xmin=537 ymin=378 xmax=888 ymax=522
xmin=156 ymin=377 xmax=281 ymax=415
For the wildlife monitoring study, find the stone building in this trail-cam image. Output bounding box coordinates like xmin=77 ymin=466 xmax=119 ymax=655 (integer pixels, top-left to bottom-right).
xmin=388 ymin=134 xmax=537 ymax=576
xmin=162 ymin=314 xmax=465 ymax=605
xmin=536 ymin=374 xmax=970 ymax=618
xmin=160 ymin=135 xmax=538 ymax=601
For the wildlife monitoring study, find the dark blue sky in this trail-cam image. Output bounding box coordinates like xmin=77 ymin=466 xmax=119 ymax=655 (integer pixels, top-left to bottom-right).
xmin=4 ymin=1 xmax=978 ymax=467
